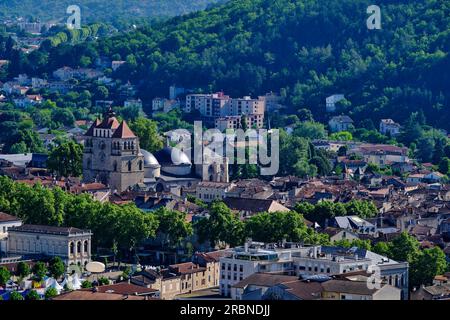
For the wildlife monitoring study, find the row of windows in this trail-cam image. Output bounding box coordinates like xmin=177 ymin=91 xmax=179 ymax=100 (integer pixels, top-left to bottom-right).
xmin=221 ymin=263 xmax=244 ymax=272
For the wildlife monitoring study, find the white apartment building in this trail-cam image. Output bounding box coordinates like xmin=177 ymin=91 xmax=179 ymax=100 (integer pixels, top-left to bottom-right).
xmin=219 ymin=242 xmax=295 ymax=297
xmin=219 ymin=241 xmax=409 ymax=299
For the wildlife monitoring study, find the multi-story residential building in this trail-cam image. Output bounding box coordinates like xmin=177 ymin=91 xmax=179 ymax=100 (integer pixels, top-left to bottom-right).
xmin=380 ymin=119 xmax=401 ymax=137
xmin=258 ymin=92 xmax=283 ymax=112
xmin=152 ymin=98 xmax=180 ymax=114
xmin=219 ymin=242 xmax=295 ymax=297
xmin=185 ymin=93 xmax=266 ymax=129
xmin=219 ymin=241 xmax=409 ymax=299
xmin=7 ymin=224 xmax=92 ymax=266
xmin=215 ymin=114 xmax=264 ymax=131
xmin=291 ymin=246 xmax=409 ymax=299
xmin=196 ymin=181 xmax=234 ymax=203
xmin=329 ymin=115 xmax=354 ymax=132
xmin=326 ymin=94 xmax=345 ymax=113
xmin=352 ymin=144 xmax=409 ymax=167
xmin=131 ymin=268 xmax=181 ymax=300
xmin=194 ymin=251 xmax=231 ymax=288
xmin=169 ymin=262 xmax=212 ymax=294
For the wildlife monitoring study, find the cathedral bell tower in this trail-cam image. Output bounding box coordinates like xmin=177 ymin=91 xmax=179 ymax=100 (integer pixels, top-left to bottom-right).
xmin=82 ymin=107 xmax=144 ymax=193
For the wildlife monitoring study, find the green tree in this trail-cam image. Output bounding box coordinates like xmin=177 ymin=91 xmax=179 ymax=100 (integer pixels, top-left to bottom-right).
xmin=154 ymin=207 xmax=193 ymax=249
xmin=81 ymin=280 xmax=92 ymax=288
xmin=9 ymin=291 xmax=24 ymax=301
xmin=244 ymin=211 xmax=312 ymax=243
xmin=47 ymin=141 xmax=83 ymax=177
xmin=49 ymin=257 xmax=65 ymax=279
xmin=25 ymin=289 xmax=41 ymax=300
xmin=438 ymin=157 xmax=450 ymax=175
xmin=32 ymin=262 xmax=48 ymax=282
xmin=0 ymin=266 xmax=11 ymax=287
xmin=195 ymin=201 xmax=244 ymax=248
xmin=389 ymin=232 xmax=420 ymax=263
xmin=129 ymin=118 xmax=163 ymax=153
xmin=16 ymin=262 xmax=31 ymax=279
xmin=45 ymin=287 xmax=58 ymax=300
xmin=410 ymin=247 xmax=448 ymax=287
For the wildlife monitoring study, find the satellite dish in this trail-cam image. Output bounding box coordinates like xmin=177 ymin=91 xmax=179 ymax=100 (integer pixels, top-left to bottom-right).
xmin=85 ymin=261 xmax=106 ymax=273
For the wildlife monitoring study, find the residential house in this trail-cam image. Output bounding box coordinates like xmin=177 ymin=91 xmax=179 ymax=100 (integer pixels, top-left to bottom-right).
xmin=326 ymin=94 xmax=345 ymax=113
xmin=196 ymin=181 xmax=234 ymax=203
xmin=223 ymin=198 xmax=290 ymax=219
xmin=328 ymin=116 xmax=354 ymax=133
xmin=380 ymin=119 xmax=401 ymax=137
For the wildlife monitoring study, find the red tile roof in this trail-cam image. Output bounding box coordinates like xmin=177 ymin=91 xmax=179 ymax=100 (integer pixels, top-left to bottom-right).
xmin=111 ymin=120 xmax=136 ymax=139
xmin=0 ymin=212 xmax=21 ymax=223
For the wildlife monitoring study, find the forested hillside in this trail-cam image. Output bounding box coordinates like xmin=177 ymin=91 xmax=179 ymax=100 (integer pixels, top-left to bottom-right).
xmin=0 ymin=0 xmax=224 ymax=23
xmin=3 ymin=0 xmax=450 ymax=130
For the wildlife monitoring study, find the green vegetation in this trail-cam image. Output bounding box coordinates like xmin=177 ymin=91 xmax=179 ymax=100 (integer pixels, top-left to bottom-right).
xmin=47 ymin=141 xmax=84 ymax=177
xmin=195 ymin=201 xmax=329 ymax=248
xmin=0 ymin=0 xmax=224 ymax=26
xmin=294 ymin=200 xmax=378 ymax=226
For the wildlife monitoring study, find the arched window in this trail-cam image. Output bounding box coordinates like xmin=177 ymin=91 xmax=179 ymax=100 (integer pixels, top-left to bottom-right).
xmin=84 ymin=241 xmax=88 ymax=254
xmin=113 ymin=161 xmax=118 ymax=172
xmin=70 ymin=242 xmax=74 ymax=255
xmin=139 ymin=160 xmax=143 ymax=171
xmin=128 ymin=161 xmax=132 ymax=171
xmin=77 ymin=241 xmax=81 ymax=254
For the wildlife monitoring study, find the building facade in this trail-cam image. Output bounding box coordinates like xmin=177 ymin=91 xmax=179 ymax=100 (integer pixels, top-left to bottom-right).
xmin=7 ymin=224 xmax=92 ymax=266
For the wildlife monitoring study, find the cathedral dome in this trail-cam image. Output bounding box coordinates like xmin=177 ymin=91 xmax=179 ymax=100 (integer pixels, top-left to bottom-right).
xmin=154 ymin=147 xmax=192 ymax=176
xmin=140 ymin=149 xmax=160 ymax=167
xmin=154 ymin=147 xmax=191 ymax=166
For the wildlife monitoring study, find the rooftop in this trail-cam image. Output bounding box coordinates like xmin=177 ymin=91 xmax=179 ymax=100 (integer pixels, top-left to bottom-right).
xmin=9 ymin=224 xmax=91 ymax=236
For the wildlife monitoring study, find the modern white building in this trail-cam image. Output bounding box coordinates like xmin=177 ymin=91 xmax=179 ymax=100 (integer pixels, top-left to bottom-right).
xmin=219 ymin=241 xmax=409 ymax=299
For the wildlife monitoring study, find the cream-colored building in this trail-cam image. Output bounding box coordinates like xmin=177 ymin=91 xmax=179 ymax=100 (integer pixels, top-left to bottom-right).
xmin=7 ymin=224 xmax=92 ymax=266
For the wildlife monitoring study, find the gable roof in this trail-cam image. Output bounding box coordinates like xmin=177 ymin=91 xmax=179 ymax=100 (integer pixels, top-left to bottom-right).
xmin=223 ymin=197 xmax=289 ymax=214
xmin=111 ymin=120 xmax=136 ymax=139
xmin=232 ymin=273 xmax=298 ymax=289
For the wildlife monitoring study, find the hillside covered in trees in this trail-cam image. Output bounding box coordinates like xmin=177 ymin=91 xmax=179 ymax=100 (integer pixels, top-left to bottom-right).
xmin=3 ymin=0 xmax=450 ymax=131
xmin=0 ymin=0 xmax=225 ymax=24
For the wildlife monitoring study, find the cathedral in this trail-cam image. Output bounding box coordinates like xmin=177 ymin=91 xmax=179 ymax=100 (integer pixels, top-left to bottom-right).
xmin=83 ymin=108 xmax=145 ymax=193
xmin=83 ymin=108 xmax=229 ymax=194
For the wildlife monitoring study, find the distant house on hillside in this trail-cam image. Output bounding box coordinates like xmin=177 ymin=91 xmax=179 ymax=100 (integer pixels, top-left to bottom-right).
xmin=329 ymin=116 xmax=354 ymax=132
xmin=380 ymin=119 xmax=401 ymax=137
xmin=326 ymin=94 xmax=345 ymax=113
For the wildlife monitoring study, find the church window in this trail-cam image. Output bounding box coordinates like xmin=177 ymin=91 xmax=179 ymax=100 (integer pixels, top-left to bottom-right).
xmin=70 ymin=242 xmax=74 ymax=255
xmin=113 ymin=161 xmax=118 ymax=172
xmin=77 ymin=241 xmax=81 ymax=253
xmin=139 ymin=160 xmax=143 ymax=171
xmin=128 ymin=161 xmax=132 ymax=171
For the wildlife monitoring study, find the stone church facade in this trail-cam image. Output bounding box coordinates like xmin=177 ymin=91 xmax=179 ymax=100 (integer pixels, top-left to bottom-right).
xmin=82 ymin=108 xmax=144 ymax=193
